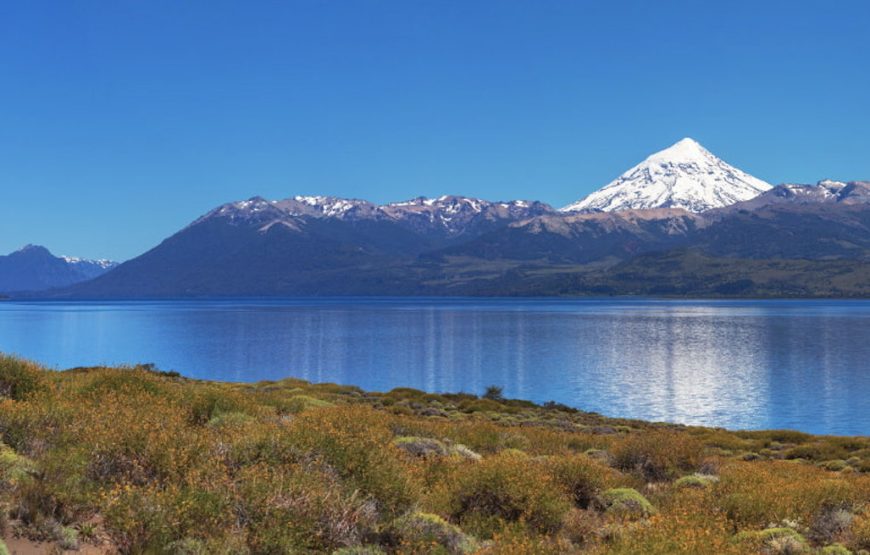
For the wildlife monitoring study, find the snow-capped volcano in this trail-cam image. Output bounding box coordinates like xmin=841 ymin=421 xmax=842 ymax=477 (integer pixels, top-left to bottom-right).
xmin=562 ymin=138 xmax=772 ymax=213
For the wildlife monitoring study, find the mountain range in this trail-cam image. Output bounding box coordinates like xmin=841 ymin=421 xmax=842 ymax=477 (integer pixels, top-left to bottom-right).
xmin=7 ymin=138 xmax=870 ymax=298
xmin=0 ymin=245 xmax=116 ymax=294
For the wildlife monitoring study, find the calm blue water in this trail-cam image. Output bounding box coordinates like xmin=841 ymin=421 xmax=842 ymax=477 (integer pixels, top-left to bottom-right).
xmin=0 ymin=298 xmax=868 ymax=435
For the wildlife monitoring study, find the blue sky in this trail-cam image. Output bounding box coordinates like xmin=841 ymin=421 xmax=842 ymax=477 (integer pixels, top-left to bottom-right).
xmin=2 ymin=1 xmax=869 ymax=261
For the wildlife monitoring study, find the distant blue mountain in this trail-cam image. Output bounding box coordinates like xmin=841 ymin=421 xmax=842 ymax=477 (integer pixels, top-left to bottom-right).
xmin=0 ymin=245 xmax=117 ymax=294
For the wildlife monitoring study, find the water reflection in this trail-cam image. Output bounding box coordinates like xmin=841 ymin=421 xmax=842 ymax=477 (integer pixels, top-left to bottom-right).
xmin=0 ymin=299 xmax=868 ymax=434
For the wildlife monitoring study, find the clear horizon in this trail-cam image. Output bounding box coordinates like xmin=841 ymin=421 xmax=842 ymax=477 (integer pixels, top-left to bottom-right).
xmin=2 ymin=1 xmax=869 ymax=261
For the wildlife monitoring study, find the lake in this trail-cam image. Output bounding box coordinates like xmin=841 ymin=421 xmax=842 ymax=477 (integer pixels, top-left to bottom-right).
xmin=1 ymin=298 xmax=868 ymax=435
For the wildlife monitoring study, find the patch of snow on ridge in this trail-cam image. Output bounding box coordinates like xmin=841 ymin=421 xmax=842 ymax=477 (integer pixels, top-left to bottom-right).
xmin=62 ymin=256 xmax=117 ymax=269
xmin=196 ymin=193 xmax=555 ymax=237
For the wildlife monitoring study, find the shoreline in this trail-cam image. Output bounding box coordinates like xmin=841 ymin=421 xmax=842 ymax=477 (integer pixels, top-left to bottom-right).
xmin=85 ymin=364 xmax=870 ymax=440
xmin=3 ymin=348 xmax=869 ymax=437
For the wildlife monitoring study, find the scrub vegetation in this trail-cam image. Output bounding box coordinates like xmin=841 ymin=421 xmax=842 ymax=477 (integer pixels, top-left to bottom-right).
xmin=1 ymin=355 xmax=870 ymax=554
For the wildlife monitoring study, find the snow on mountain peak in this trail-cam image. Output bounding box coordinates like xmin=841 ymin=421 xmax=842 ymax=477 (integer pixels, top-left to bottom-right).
xmin=562 ymin=138 xmax=772 ymax=213
xmin=646 ymin=137 xmax=707 ymax=163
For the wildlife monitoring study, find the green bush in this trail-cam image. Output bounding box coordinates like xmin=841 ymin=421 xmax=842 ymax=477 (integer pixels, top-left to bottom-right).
xmin=459 ymin=398 xmax=506 ymax=414
xmin=547 ymin=454 xmax=614 ymax=508
xmin=104 ymin=482 xmax=236 ymax=552
xmin=281 ymin=394 xmax=334 ymax=414
xmin=733 ymin=527 xmax=808 ymax=552
xmin=675 ymin=473 xmax=719 ymax=489
xmin=560 ymin=507 xmax=604 ymax=548
xmin=716 ymin=462 xmax=860 ymax=528
xmin=187 ymin=388 xmax=255 ymax=425
xmin=611 ymin=431 xmax=703 ymax=481
xmin=288 ymin=406 xmax=418 ymax=518
xmin=56 ymin=525 xmax=79 ymax=550
xmin=385 ymin=511 xmax=478 ymax=554
xmin=78 ymin=370 xmax=166 ymax=399
xmin=0 ymin=395 xmax=76 ymax=456
xmin=394 ymin=436 xmax=449 ymax=457
xmin=238 ymin=463 xmax=378 ymax=553
xmin=822 ymin=460 xmax=849 ymax=472
xmin=332 ymin=546 xmax=386 ymax=555
xmin=15 ymin=446 xmax=92 ymax=525
xmin=738 ymin=430 xmax=813 ymax=445
xmin=449 ymin=444 xmax=482 ymax=461
xmin=810 ymin=503 xmax=854 ymax=544
xmin=103 ymin=484 xmax=171 ymax=552
xmin=206 ymin=411 xmax=254 ymax=428
xmin=449 ymin=451 xmax=570 ymax=537
xmin=164 ymin=537 xmax=208 ymax=555
xmin=594 ymin=488 xmax=656 ymax=519
xmin=384 ymin=387 xmax=427 ymax=401
xmin=0 ymin=442 xmax=36 ymax=489
xmin=0 ymin=357 xmax=45 ymax=400
xmin=482 ymin=386 xmax=504 ymax=401
xmin=787 ymin=443 xmax=853 ymax=462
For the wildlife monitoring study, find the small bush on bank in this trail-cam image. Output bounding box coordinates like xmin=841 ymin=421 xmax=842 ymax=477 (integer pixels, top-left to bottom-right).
xmin=610 ymin=430 xmax=703 ymax=481
xmin=206 ymin=411 xmax=254 ymax=428
xmin=819 ymin=544 xmax=852 ymax=555
xmin=332 ymin=546 xmax=385 ymax=555
xmin=733 ymin=527 xmax=809 ymax=553
xmin=394 ymin=436 xmax=449 ymax=457
xmin=675 ymin=473 xmax=719 ymax=489
xmin=459 ymin=398 xmax=510 ymax=414
xmin=282 ymin=394 xmax=334 ymax=413
xmin=288 ymin=406 xmax=418 ymax=519
xmin=547 ymin=454 xmax=617 ymax=508
xmin=0 ymin=442 xmax=36 ymax=490
xmin=384 ymin=511 xmax=478 ymax=554
xmin=716 ymin=461 xmax=860 ymax=528
xmin=56 ymin=525 xmax=79 ymax=550
xmin=850 ymin=513 xmax=870 ymax=551
xmin=810 ymin=503 xmax=854 ymax=544
xmin=78 ymin=370 xmax=167 ymax=399
xmin=594 ymin=488 xmax=656 ymax=519
xmin=237 ymin=463 xmax=379 ymax=553
xmin=449 ymin=450 xmax=570 ymax=537
xmin=483 ymin=386 xmax=504 ymax=402
xmin=0 ymin=357 xmax=45 ymax=401
xmin=822 ymin=460 xmax=849 ymax=472
xmin=738 ymin=430 xmax=814 ymax=445
xmin=559 ymin=507 xmax=603 ymax=547
xmin=187 ymin=387 xmax=258 ymax=425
